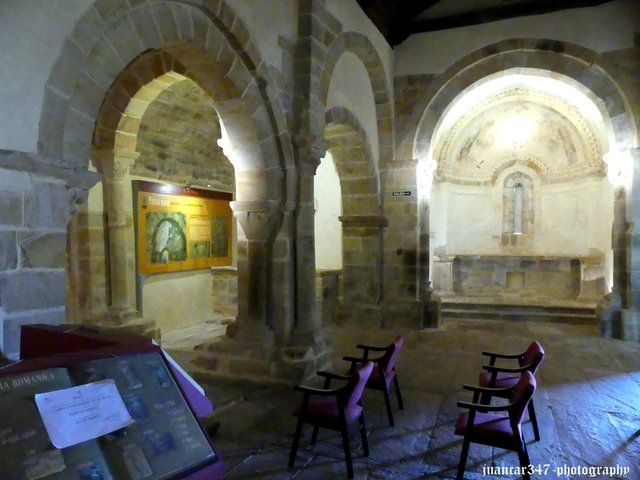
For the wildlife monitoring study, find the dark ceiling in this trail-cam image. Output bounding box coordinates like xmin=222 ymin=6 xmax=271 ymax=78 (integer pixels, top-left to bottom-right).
xmin=356 ymin=0 xmax=614 ymax=47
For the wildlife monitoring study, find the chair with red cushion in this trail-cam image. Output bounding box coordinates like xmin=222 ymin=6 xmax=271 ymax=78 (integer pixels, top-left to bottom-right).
xmin=455 ymin=371 xmax=537 ymax=480
xmin=343 ymin=335 xmax=404 ymax=426
xmin=288 ymin=361 xmax=374 ymax=479
xmin=478 ymin=341 xmax=544 ymax=441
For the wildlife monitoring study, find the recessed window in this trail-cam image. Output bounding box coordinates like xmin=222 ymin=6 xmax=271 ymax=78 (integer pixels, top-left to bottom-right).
xmin=503 ymin=172 xmax=533 ymax=240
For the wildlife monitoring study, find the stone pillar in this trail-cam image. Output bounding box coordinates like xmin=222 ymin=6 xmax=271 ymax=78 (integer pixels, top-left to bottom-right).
xmin=622 ymin=148 xmax=640 ymax=341
xmin=227 ymin=200 xmax=278 ymax=345
xmin=290 ymin=161 xmax=322 ymax=345
xmin=381 ymin=159 xmax=424 ymax=328
xmin=336 ymin=215 xmax=386 ymax=327
xmin=98 ymin=150 xmax=139 ymax=323
xmin=599 ymin=185 xmax=626 ymax=336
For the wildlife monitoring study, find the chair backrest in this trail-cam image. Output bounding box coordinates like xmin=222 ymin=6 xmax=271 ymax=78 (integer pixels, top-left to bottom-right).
xmin=508 ymin=371 xmax=537 ymax=425
xmin=380 ymin=335 xmax=404 ymax=378
xmin=344 ymin=361 xmax=374 ymax=407
xmin=520 ymin=341 xmax=544 ymax=375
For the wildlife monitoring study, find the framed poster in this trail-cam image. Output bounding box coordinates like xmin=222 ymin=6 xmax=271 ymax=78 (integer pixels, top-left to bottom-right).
xmin=134 ymin=181 xmax=233 ymax=274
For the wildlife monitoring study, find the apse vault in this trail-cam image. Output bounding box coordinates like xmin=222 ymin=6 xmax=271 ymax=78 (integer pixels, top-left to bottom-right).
xmin=422 ymin=70 xmax=617 ymax=306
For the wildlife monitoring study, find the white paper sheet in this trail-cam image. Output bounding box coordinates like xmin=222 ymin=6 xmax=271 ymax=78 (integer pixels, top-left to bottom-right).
xmin=35 ymin=379 xmax=134 ymax=449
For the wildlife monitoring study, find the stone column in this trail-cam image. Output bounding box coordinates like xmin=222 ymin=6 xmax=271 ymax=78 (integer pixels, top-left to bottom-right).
xmin=599 ymin=186 xmax=626 ymax=336
xmin=622 ymin=148 xmax=640 ymax=341
xmin=228 ymin=200 xmax=278 ymax=345
xmin=290 ymin=160 xmax=323 ymax=345
xmin=97 ymin=149 xmax=140 ymax=324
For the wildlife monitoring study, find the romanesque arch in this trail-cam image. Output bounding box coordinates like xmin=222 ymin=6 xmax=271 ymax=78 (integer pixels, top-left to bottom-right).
xmin=413 ymin=39 xmax=637 ymax=159
xmin=312 ymin=29 xmax=392 ymax=325
xmin=324 ymin=107 xmax=382 ymax=307
xmin=322 ymin=31 xmax=393 ymax=168
xmin=412 ymin=38 xmax=639 ymax=332
xmin=39 ymin=0 xmax=293 ymax=345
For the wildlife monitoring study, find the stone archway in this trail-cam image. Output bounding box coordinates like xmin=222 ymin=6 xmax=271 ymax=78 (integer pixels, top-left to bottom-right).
xmin=411 ymin=39 xmax=639 ymax=337
xmin=40 ymin=1 xmax=295 ymax=357
xmin=322 ymin=107 xmax=384 ymax=325
xmin=413 ymin=39 xmax=636 ymax=159
xmin=319 ymin=32 xmax=400 ymax=323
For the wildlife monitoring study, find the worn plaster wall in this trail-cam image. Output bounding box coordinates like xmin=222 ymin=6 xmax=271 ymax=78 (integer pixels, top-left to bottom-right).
xmin=436 ymin=179 xmax=612 ymax=258
xmin=226 ymin=0 xmax=297 ymax=73
xmin=0 ymin=1 xmax=89 ymax=152
xmin=327 ymin=52 xmax=379 ymax=168
xmin=395 ymin=0 xmax=640 ymax=76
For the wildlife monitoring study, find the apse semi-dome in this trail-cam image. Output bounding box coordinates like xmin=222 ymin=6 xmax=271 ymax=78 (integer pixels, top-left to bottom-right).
xmin=434 ymin=87 xmax=605 ymax=185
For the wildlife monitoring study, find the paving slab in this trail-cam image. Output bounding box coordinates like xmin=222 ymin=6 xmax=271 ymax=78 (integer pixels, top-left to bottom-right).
xmin=166 ymin=319 xmax=640 ymax=479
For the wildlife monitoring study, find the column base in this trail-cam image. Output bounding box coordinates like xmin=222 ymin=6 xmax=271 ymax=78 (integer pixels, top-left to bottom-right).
xmin=334 ymin=303 xmax=383 ymax=328
xmin=191 ymin=335 xmax=332 ymax=384
xmin=225 ymin=319 xmax=275 ymax=347
xmin=620 ymin=309 xmax=640 ymax=342
xmin=100 ymin=308 xmax=159 ymax=340
xmin=597 ymin=304 xmax=640 ymax=342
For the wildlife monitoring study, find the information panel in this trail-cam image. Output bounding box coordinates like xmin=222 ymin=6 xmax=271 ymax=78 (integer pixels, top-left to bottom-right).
xmin=134 ymin=181 xmax=233 ymax=274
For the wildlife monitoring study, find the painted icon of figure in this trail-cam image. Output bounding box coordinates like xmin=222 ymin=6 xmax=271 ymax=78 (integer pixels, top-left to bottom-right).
xmin=154 ymin=221 xmax=172 ymax=264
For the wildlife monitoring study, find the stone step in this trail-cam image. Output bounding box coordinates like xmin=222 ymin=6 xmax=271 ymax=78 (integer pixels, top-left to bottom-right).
xmin=441 ymin=301 xmax=597 ymax=324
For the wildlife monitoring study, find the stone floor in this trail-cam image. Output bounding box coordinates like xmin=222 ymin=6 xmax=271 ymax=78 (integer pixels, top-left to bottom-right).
xmin=166 ymin=319 xmax=640 ymax=479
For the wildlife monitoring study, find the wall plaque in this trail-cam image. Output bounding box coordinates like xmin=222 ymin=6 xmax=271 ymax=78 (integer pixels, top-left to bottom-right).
xmin=134 ymin=181 xmax=233 ymax=274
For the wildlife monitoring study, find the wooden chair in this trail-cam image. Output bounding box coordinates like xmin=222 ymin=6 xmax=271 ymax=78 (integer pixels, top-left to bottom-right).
xmin=343 ymin=335 xmax=404 ymax=426
xmin=288 ymin=361 xmax=374 ymax=479
xmin=478 ymin=341 xmax=544 ymax=441
xmin=455 ymin=371 xmax=537 ymax=480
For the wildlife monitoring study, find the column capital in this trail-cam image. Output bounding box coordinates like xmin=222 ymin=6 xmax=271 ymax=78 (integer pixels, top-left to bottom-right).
xmin=92 ymin=149 xmax=140 ymax=180
xmin=231 ymin=200 xmax=280 ymax=241
xmin=294 ymin=132 xmax=325 ymax=170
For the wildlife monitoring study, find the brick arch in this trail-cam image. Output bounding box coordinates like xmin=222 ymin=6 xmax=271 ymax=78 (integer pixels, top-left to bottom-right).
xmin=322 ymin=31 xmax=393 ymax=167
xmin=413 ymin=38 xmax=637 ymax=160
xmin=38 ymin=0 xmax=293 ymax=183
xmin=324 ymin=107 xmax=379 ymax=216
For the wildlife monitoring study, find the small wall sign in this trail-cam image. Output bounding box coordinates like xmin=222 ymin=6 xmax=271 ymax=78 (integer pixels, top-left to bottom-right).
xmin=392 ymin=190 xmax=412 ymax=197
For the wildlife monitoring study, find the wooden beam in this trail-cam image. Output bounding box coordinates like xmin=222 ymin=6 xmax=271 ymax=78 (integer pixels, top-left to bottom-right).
xmin=409 ymin=0 xmax=612 ymax=34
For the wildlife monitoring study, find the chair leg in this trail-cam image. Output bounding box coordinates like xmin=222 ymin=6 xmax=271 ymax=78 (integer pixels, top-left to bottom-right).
xmin=382 ymin=386 xmax=395 ymax=426
xmin=517 ymin=439 xmax=531 ymax=480
xmin=359 ymin=413 xmax=369 ymax=457
xmin=288 ymin=417 xmax=305 ymax=468
xmin=456 ymin=438 xmax=471 ymax=480
xmin=341 ymin=426 xmax=354 ymax=479
xmin=528 ymin=400 xmax=541 ymax=441
xmin=311 ymin=425 xmax=320 ymax=445
xmin=394 ymin=376 xmax=404 ymax=410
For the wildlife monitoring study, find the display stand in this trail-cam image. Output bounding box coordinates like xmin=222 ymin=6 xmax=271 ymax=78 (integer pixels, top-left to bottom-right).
xmin=0 ymin=324 xmax=223 ymax=480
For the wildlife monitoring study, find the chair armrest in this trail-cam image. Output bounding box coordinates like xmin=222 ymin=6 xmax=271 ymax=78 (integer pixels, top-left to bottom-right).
xmin=456 ymin=400 xmax=511 ymax=412
xmin=317 ymin=370 xmax=352 ymax=389
xmin=482 ymin=364 xmax=528 ymax=374
xmin=481 ymin=350 xmax=522 ymax=360
xmin=316 ymin=371 xmax=351 ymax=381
xmin=356 ymin=344 xmax=388 ymax=352
xmin=462 ymin=383 xmax=514 ymax=395
xmin=343 ymin=354 xmax=384 ymax=364
xmin=293 ymin=384 xmax=344 ymax=396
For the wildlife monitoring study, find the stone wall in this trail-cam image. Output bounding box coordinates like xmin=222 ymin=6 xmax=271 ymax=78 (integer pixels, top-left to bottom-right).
xmin=211 ymin=267 xmax=238 ymax=323
xmin=451 ymin=256 xmax=582 ymax=300
xmin=0 ymin=152 xmax=98 ymax=359
xmin=132 ymin=80 xmax=234 ymax=191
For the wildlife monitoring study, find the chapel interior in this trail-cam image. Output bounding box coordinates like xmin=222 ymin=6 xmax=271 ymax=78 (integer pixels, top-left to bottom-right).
xmin=0 ymin=0 xmax=639 ymax=478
